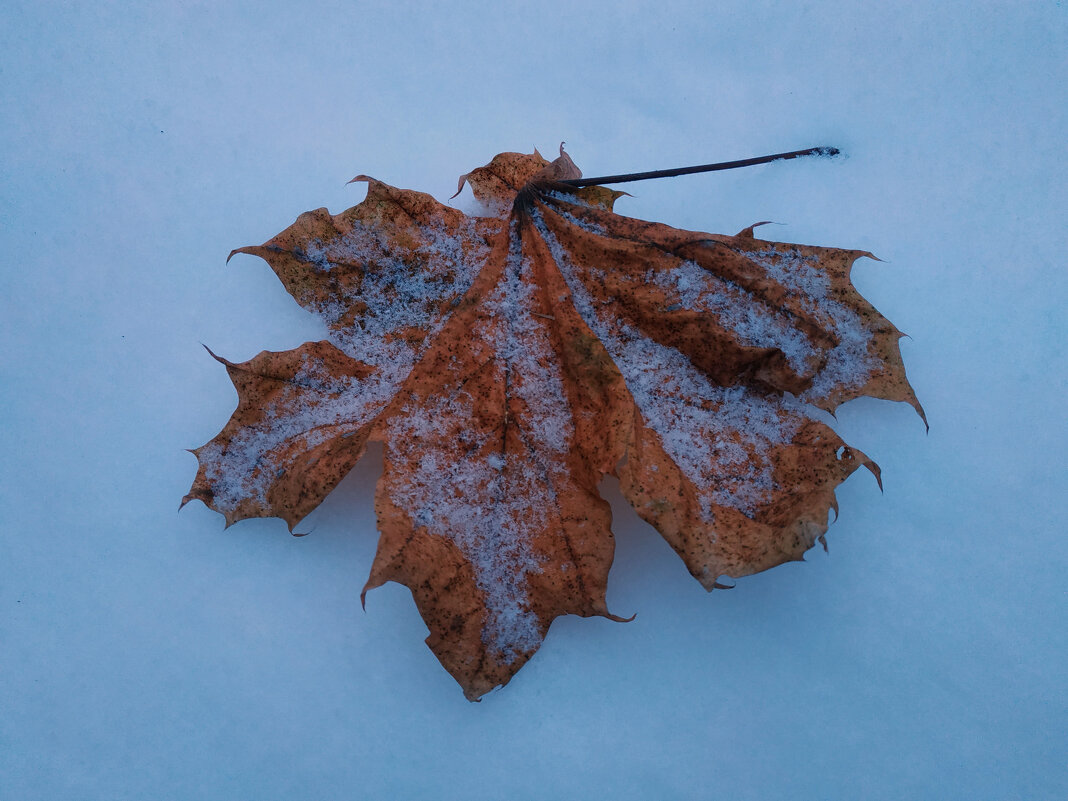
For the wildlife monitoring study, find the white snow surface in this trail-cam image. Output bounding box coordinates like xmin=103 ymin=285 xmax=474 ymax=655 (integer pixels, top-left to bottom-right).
xmin=2 ymin=2 xmax=1065 ymax=800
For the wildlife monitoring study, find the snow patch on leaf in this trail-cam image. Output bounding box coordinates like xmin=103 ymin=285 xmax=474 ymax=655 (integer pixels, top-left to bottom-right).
xmin=651 ymin=258 xmax=818 ymax=373
xmin=309 ymin=216 xmax=490 ymax=368
xmin=744 ymin=247 xmax=879 ymax=400
xmin=201 ymin=213 xmax=494 ymax=516
xmin=481 ymin=227 xmax=574 ymax=457
xmin=384 ymin=227 xmax=576 ymax=662
xmin=200 ymin=354 xmax=385 ymax=514
xmin=386 ymin=394 xmax=547 ymax=662
xmin=532 ymin=209 xmax=806 ymax=520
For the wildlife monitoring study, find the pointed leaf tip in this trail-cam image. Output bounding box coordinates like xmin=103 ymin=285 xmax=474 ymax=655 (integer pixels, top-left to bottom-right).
xmin=913 ymin=399 xmax=930 ymax=432
xmin=450 ymin=174 xmax=469 ymax=200
xmin=737 ymin=221 xmax=777 ymax=238
xmin=226 ymin=245 xmax=261 ymax=264
xmin=864 ymin=460 xmax=884 ymax=493
xmin=201 ymin=344 xmax=227 ymax=365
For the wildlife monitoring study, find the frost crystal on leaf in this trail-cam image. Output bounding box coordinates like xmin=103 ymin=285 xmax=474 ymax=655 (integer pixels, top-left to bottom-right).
xmin=185 ymin=147 xmax=923 ymax=700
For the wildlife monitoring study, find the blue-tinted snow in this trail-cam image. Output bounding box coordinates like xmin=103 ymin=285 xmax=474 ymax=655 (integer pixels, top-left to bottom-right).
xmin=1 ymin=2 xmax=1064 ymax=800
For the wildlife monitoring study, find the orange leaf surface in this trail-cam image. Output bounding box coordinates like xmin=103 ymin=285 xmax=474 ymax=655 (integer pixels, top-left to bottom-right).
xmin=185 ymin=146 xmax=923 ymax=699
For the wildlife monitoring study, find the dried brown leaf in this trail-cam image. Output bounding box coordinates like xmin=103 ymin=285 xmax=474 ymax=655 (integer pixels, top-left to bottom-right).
xmin=185 ymin=147 xmax=922 ymax=699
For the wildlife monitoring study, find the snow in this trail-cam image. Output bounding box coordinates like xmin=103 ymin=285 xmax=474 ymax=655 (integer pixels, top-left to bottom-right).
xmin=651 ymin=256 xmax=821 ymax=374
xmin=387 ymin=393 xmax=547 ymax=663
xmin=201 ymin=212 xmax=490 ymax=513
xmin=744 ymin=246 xmax=879 ymax=400
xmin=1 ymin=2 xmax=1065 ymax=799
xmin=533 ymin=208 xmax=806 ymax=519
xmin=383 ymin=228 xmax=575 ymax=660
xmin=482 ymin=228 xmax=575 ymax=458
xmin=550 ymin=199 xmax=611 ymax=235
xmin=308 ymin=215 xmax=489 ymax=367
xmin=199 ymin=353 xmax=383 ymax=513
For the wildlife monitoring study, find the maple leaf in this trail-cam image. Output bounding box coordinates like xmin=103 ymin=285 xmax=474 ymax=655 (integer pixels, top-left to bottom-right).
xmin=184 ymin=145 xmax=923 ymax=700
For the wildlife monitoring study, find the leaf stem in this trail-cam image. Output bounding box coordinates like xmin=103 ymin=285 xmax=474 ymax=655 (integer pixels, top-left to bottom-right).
xmin=558 ymin=146 xmax=840 ymax=188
